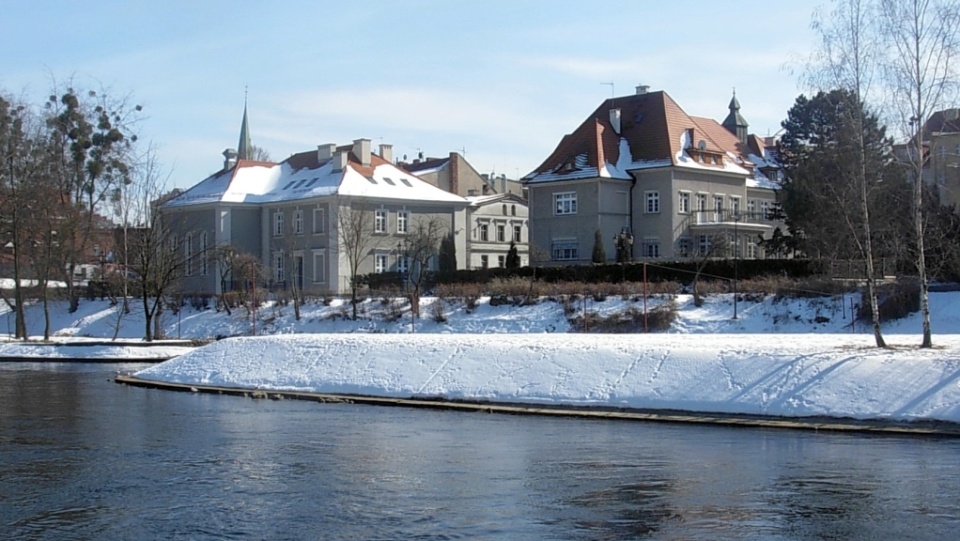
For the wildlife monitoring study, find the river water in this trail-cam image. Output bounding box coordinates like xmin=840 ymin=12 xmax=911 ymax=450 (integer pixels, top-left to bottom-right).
xmin=2 ymin=362 xmax=959 ymax=540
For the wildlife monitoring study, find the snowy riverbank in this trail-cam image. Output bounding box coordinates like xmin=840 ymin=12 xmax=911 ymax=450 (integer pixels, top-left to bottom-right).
xmin=131 ymin=333 xmax=960 ymax=425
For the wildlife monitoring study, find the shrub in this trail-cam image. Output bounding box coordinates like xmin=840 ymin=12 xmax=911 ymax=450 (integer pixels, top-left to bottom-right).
xmin=431 ymin=299 xmax=448 ymax=323
xmin=857 ymin=280 xmax=920 ymax=323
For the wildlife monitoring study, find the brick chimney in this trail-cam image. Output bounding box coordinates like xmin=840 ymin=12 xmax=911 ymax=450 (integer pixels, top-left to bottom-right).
xmin=352 ymin=138 xmax=371 ymax=166
xmin=449 ymin=152 xmax=460 ymax=195
xmin=317 ymin=144 xmax=336 ymax=162
xmin=379 ymin=143 xmax=393 ymax=163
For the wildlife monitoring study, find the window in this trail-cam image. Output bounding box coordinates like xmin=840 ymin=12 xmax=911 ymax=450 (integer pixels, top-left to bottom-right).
xmin=397 ymin=255 xmax=409 ymax=274
xmin=375 ymin=209 xmax=387 ymax=233
xmin=678 ymin=237 xmax=692 ymax=258
xmin=397 ymin=210 xmax=409 ymax=234
xmin=274 ymin=253 xmax=285 ymax=283
xmin=698 ymin=234 xmax=711 ymax=255
xmin=169 ymin=234 xmax=178 ymax=253
xmin=678 ymin=192 xmax=690 ymax=214
xmin=696 ymin=193 xmax=707 ymax=212
xmin=497 ymin=224 xmax=505 ymax=242
xmin=375 ymin=254 xmax=388 ymax=273
xmin=552 ymin=240 xmax=579 ymax=261
xmin=498 ymin=255 xmax=505 ymax=268
xmin=313 ymin=208 xmax=325 ymax=234
xmin=554 ymin=192 xmax=577 ymax=215
xmin=713 ymin=195 xmax=724 ymax=220
xmin=294 ymin=210 xmax=303 ymax=235
xmin=480 ymin=255 xmax=489 ymax=269
xmin=313 ymin=252 xmax=326 ymax=282
xmin=479 ymin=223 xmax=489 ymax=241
xmin=730 ymin=197 xmax=741 ymax=216
xmin=513 ymin=225 xmax=522 ymax=243
xmin=200 ymin=232 xmax=208 ymax=276
xmin=760 ymin=200 xmax=770 ymax=219
xmin=747 ymin=199 xmax=757 ymax=217
xmin=511 ymin=205 xmax=516 ymax=216
xmin=502 ymin=204 xmax=508 ymax=215
xmin=184 ymin=233 xmax=193 ymax=276
xmin=645 ymin=191 xmax=660 ymax=213
xmin=273 ymin=211 xmax=284 ymax=236
xmin=643 ymin=239 xmax=660 ymax=258
xmin=747 ymin=242 xmax=758 ymax=259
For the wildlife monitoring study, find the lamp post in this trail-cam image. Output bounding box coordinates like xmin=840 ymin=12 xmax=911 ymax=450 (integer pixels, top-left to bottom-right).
xmin=733 ymin=212 xmax=741 ymax=320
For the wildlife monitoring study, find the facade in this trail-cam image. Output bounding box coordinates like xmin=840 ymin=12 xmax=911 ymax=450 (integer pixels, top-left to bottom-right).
xmin=400 ymin=152 xmax=525 ymax=197
xmin=161 ymin=112 xmax=470 ymax=295
xmin=522 ymin=86 xmax=782 ymax=264
xmin=465 ymin=193 xmax=529 ymax=269
xmin=897 ymin=108 xmax=960 ymax=208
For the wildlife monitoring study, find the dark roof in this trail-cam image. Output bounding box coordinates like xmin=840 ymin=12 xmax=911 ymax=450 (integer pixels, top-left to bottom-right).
xmin=398 ymin=157 xmax=449 ymax=173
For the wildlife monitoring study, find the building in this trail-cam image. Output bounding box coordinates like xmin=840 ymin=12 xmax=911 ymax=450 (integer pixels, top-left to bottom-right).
xmin=399 ymin=152 xmax=525 ymax=197
xmin=465 ymin=193 xmax=529 ymax=269
xmin=522 ymin=85 xmax=782 ymax=264
xmin=161 ymin=108 xmax=470 ymax=295
xmin=895 ymin=108 xmax=960 ymax=208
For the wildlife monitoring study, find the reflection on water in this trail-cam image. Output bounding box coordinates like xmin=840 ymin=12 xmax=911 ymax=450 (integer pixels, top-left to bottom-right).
xmin=2 ymin=363 xmax=960 ymax=540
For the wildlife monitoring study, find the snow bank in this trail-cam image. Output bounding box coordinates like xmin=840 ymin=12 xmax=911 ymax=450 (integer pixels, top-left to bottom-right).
xmin=134 ymin=333 xmax=960 ymax=424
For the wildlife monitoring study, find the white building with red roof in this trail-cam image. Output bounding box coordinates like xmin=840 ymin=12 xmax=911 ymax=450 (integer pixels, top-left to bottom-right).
xmin=161 ymin=107 xmax=469 ymax=295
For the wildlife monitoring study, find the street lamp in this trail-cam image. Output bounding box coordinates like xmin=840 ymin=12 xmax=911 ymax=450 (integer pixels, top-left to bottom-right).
xmin=733 ymin=212 xmax=741 ymax=320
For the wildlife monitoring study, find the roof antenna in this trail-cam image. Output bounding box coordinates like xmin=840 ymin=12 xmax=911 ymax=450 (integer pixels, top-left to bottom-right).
xmin=602 ymin=82 xmax=614 ymax=98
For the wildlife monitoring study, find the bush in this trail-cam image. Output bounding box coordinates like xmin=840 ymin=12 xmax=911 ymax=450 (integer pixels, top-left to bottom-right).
xmin=567 ymin=299 xmax=678 ymax=333
xmin=857 ymin=280 xmax=920 ymax=323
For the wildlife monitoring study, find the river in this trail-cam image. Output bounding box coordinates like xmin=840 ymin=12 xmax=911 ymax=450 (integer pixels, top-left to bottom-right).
xmin=2 ymin=362 xmax=959 ymax=540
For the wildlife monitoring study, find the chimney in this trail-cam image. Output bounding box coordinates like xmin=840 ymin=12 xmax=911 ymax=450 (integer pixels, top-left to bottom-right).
xmin=501 ymin=174 xmax=507 ymax=194
xmin=636 ymin=84 xmax=650 ymax=95
xmin=379 ymin=143 xmax=393 ymax=163
xmin=222 ymin=148 xmax=238 ymax=171
xmin=317 ymin=144 xmax=336 ymax=162
xmin=609 ymin=108 xmax=622 ymax=134
xmin=332 ymin=150 xmax=349 ymax=172
xmin=448 ymin=152 xmax=460 ymax=195
xmin=352 ymin=138 xmax=371 ymax=166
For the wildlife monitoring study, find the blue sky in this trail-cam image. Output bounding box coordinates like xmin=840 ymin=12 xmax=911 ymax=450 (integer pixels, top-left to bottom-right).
xmin=2 ymin=1 xmax=821 ymax=190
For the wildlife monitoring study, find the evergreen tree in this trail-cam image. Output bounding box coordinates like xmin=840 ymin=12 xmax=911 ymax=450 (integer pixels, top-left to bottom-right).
xmin=438 ymin=233 xmax=457 ymax=273
xmin=591 ymin=229 xmax=606 ymax=263
xmin=505 ymin=241 xmax=521 ymax=269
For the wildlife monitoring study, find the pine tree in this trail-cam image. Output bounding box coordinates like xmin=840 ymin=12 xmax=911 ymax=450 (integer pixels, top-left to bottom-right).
xmin=505 ymin=241 xmax=521 ymax=269
xmin=438 ymin=233 xmax=457 ymax=273
xmin=591 ymin=229 xmax=606 ymax=264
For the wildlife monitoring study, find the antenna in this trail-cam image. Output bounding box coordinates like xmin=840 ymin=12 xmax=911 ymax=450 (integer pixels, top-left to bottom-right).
xmin=601 ymin=82 xmax=614 ymax=98
xmin=459 ymin=146 xmax=466 ymax=156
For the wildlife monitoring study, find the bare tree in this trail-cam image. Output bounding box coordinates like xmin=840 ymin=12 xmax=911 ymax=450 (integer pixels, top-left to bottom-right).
xmin=336 ymin=199 xmax=379 ymax=319
xmin=404 ymin=216 xmax=447 ymax=318
xmin=272 ymin=211 xmax=304 ymax=321
xmin=691 ymin=233 xmax=729 ymax=308
xmin=214 ymin=244 xmax=240 ymax=315
xmin=881 ymin=0 xmax=960 ymax=347
xmin=802 ymin=0 xmax=889 ymax=347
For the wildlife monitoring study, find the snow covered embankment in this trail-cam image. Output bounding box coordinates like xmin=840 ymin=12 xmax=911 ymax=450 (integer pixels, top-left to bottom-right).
xmin=133 ymin=333 xmax=960 ymax=424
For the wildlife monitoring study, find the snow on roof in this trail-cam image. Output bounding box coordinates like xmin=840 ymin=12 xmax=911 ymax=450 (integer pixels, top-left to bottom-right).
xmin=164 ymin=152 xmax=468 ymax=208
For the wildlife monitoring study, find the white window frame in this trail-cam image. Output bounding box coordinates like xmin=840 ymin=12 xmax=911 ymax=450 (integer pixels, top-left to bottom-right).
xmin=375 ymin=209 xmax=388 ymax=233
xmin=554 ymin=192 xmax=577 ymax=215
xmin=397 ymin=255 xmax=409 ymax=274
xmin=397 ymin=210 xmax=409 ymax=234
xmin=552 ymin=240 xmax=579 ymax=261
xmin=498 ymin=255 xmax=505 ymax=268
xmin=678 ymin=191 xmax=690 ymax=214
xmin=643 ymin=239 xmax=660 ymax=258
xmin=645 ymin=191 xmax=660 ymax=214
xmin=293 ymin=210 xmax=303 ymax=235
xmin=480 ymin=255 xmax=489 ymax=269
xmin=375 ymin=253 xmax=388 ymax=273
xmin=513 ymin=224 xmax=522 ymax=243
xmin=312 ymin=251 xmax=326 ymax=283
xmin=730 ymin=196 xmax=741 ymax=217
xmin=312 ymin=208 xmax=326 ymax=234
xmin=479 ymin=223 xmax=489 ymax=242
xmin=273 ymin=211 xmax=284 ymax=237
xmin=496 ymin=224 xmax=505 ymax=242
xmin=761 ymin=200 xmax=770 ymax=219
xmin=696 ymin=193 xmax=707 ymax=212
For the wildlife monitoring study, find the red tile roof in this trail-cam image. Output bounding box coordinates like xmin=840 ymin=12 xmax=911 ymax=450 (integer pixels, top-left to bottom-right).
xmin=526 ymin=90 xmax=757 ymax=181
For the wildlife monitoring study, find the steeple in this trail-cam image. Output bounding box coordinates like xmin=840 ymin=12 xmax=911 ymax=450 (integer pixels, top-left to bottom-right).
xmin=722 ymin=89 xmax=749 ymax=144
xmin=237 ymin=93 xmax=252 ymax=161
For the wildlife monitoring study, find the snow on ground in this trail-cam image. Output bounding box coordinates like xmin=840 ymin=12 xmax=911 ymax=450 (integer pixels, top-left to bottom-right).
xmin=4 ymin=290 xmax=960 ymax=424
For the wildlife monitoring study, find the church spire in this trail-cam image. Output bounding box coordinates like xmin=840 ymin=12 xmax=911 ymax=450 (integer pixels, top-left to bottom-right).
xmin=722 ymin=88 xmax=749 ymax=144
xmin=237 ymin=91 xmax=252 ymax=160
